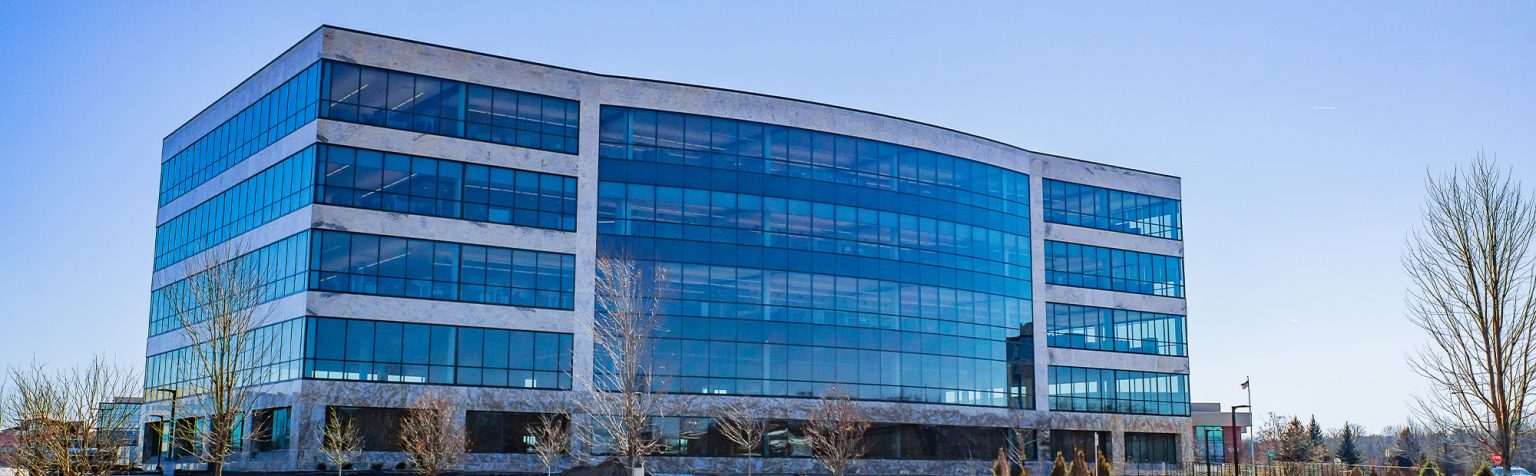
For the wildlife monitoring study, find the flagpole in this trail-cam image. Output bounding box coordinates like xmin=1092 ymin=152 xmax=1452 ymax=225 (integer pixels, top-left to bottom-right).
xmin=1244 ymin=377 xmax=1252 ymax=469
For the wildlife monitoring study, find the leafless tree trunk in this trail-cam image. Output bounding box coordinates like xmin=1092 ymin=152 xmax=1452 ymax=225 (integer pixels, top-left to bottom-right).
xmin=1405 ymin=155 xmax=1536 ymax=474
xmin=575 ymin=255 xmax=669 ymax=472
xmin=2 ymin=357 xmax=140 ymax=476
xmin=163 ymin=245 xmax=281 ymax=476
xmin=320 ymin=408 xmax=364 ymax=476
xmin=530 ymin=413 xmax=571 ymax=476
xmin=715 ymin=401 xmax=767 ymax=476
xmin=397 ymin=392 xmax=464 ymax=476
xmin=804 ymin=389 xmax=869 ymax=476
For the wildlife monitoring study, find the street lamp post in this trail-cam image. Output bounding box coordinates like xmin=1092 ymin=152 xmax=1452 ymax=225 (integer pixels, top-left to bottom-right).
xmin=1232 ymin=405 xmax=1251 ymax=476
xmin=1203 ymin=428 xmax=1220 ymax=476
xmin=154 ymin=388 xmax=179 ymax=476
xmin=148 ymin=415 xmax=166 ymax=472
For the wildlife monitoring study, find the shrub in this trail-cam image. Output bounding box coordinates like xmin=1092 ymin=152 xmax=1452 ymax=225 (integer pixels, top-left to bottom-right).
xmin=1473 ymin=464 xmax=1494 ymax=476
xmin=317 ymin=462 xmax=329 ymax=471
xmin=993 ymin=448 xmax=1013 ymax=476
xmin=1096 ymin=450 xmax=1112 ymax=476
xmin=1419 ymin=461 xmax=1441 ymax=476
xmin=1052 ymin=452 xmax=1069 ymax=476
xmin=1071 ymin=449 xmax=1092 ymax=476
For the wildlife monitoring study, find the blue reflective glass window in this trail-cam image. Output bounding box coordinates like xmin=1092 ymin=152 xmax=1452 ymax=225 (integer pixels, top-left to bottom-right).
xmin=320 ymin=61 xmax=576 ymax=155
xmin=160 ymin=62 xmax=322 ymax=206
xmin=597 ymin=106 xmax=1032 ymax=408
xmin=1044 ymin=241 xmax=1183 ymax=298
xmin=306 ymin=230 xmax=574 ymax=310
xmin=1043 ymin=178 xmax=1181 ymax=240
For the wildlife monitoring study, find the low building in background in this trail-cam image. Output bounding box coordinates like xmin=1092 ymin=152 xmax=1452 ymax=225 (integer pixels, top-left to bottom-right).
xmin=143 ymin=25 xmax=1191 ymax=474
xmin=96 ymin=396 xmax=143 ymax=469
xmin=1192 ymin=402 xmax=1253 ymax=465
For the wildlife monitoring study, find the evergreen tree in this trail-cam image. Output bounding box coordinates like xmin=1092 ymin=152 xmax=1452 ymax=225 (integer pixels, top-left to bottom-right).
xmin=1309 ymin=416 xmax=1325 ymax=447
xmin=1051 ymin=452 xmax=1068 ymax=476
xmin=1336 ymin=423 xmax=1363 ymax=467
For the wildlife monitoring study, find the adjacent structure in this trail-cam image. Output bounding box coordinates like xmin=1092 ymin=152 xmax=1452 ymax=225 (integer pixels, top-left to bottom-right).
xmin=144 ymin=25 xmax=1189 ymax=474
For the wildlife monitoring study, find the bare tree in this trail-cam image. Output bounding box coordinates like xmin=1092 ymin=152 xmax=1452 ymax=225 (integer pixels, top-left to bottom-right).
xmin=1 ymin=357 xmax=140 ymax=476
xmin=575 ymin=255 xmax=669 ymax=472
xmin=397 ymin=392 xmax=465 ymax=476
xmin=1405 ymin=155 xmax=1536 ymax=474
xmin=529 ymin=413 xmax=571 ymax=476
xmin=320 ymin=408 xmax=364 ymax=476
xmin=715 ymin=401 xmax=767 ymax=476
xmin=1008 ymin=410 xmax=1040 ymax=472
xmin=804 ymin=389 xmax=869 ymax=476
xmin=163 ymin=246 xmax=281 ymax=476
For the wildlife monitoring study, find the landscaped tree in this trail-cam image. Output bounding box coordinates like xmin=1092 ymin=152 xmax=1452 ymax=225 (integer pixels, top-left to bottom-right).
xmin=1268 ymin=416 xmax=1326 ymax=463
xmin=2 ymin=357 xmax=140 ymax=476
xmin=1051 ymin=451 xmax=1068 ymax=476
xmin=320 ymin=408 xmax=364 ymax=476
xmin=164 ymin=246 xmax=281 ymax=476
xmin=1308 ymin=416 xmax=1326 ymax=453
xmin=529 ymin=413 xmax=570 ymax=476
xmin=1405 ymin=155 xmax=1536 ymax=476
xmin=575 ymin=255 xmax=669 ymax=473
xmin=1336 ymin=422 xmax=1364 ymax=467
xmin=804 ymin=389 xmax=869 ymax=476
xmin=397 ymin=392 xmax=464 ymax=476
xmin=1095 ymin=450 xmax=1112 ymax=476
xmin=714 ymin=401 xmax=767 ymax=476
xmin=993 ymin=448 xmax=1014 ymax=476
xmin=1389 ymin=426 xmax=1426 ymax=467
xmin=1070 ymin=449 xmax=1091 ymax=476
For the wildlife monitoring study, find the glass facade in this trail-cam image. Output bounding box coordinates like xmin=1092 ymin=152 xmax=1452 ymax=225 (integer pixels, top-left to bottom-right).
xmin=310 ymin=230 xmax=575 ymax=309
xmin=1047 ymin=366 xmax=1190 ymax=416
xmin=1042 ymin=179 xmax=1182 ymax=240
xmin=153 ymin=143 xmax=578 ymax=272
xmin=154 ymin=146 xmax=317 ymax=270
xmin=1195 ymin=425 xmax=1225 ymax=464
xmin=149 ymin=38 xmax=1199 ymax=471
xmin=1051 ymin=430 xmax=1112 ymax=460
xmin=148 ymin=232 xmax=312 ymax=335
xmin=252 ymin=407 xmax=291 ymax=451
xmin=594 ymin=416 xmax=1012 ymax=460
xmin=304 ymin=316 xmax=572 ymax=390
xmin=1125 ymin=432 xmax=1179 ymax=464
xmin=160 ymin=62 xmax=323 ymax=206
xmin=466 ymin=411 xmax=564 ymax=453
xmin=320 ymin=61 xmax=579 ymax=155
xmin=144 ymin=317 xmax=306 ymax=397
xmin=314 ymin=144 xmax=577 ymax=232
xmin=598 ymin=106 xmax=1032 ymax=408
xmin=1044 ymin=241 xmax=1185 ymax=298
xmin=1045 ymin=303 xmax=1187 ymax=356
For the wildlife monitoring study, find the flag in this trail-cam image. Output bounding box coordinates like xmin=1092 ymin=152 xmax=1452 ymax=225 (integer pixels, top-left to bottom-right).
xmin=1241 ymin=378 xmax=1250 ymax=390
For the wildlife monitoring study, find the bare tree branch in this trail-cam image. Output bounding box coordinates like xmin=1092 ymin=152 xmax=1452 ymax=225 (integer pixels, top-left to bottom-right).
xmin=161 ymin=245 xmax=283 ymax=476
xmin=529 ymin=413 xmax=571 ymax=476
xmin=1406 ymin=154 xmax=1536 ymax=474
xmin=320 ymin=408 xmax=363 ymax=476
xmin=714 ymin=400 xmax=767 ymax=476
xmin=804 ymin=388 xmax=870 ymax=476
xmin=397 ymin=392 xmax=464 ymax=476
xmin=574 ymin=255 xmax=670 ymax=472
xmin=2 ymin=357 xmax=140 ymax=476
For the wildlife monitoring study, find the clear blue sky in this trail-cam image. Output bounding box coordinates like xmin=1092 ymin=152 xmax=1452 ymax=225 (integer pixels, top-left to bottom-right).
xmin=1 ymin=1 xmax=1531 ymax=432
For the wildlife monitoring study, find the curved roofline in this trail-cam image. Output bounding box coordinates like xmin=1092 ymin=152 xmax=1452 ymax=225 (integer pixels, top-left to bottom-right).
xmin=167 ymin=24 xmax=1180 ymax=181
